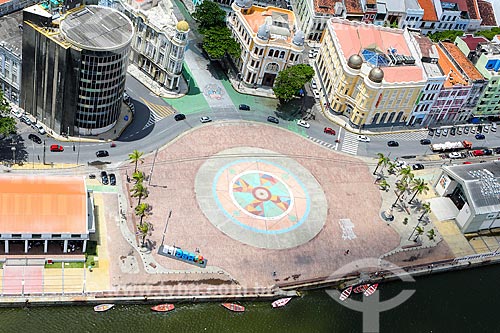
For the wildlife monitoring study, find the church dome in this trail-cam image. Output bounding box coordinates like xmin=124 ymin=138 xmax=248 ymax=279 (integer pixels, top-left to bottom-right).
xmin=234 ymin=0 xmax=253 ymax=9
xmin=292 ymin=30 xmax=305 ymax=46
xmin=347 ymin=54 xmax=363 ymax=69
xmin=257 ymin=23 xmax=270 ymax=41
xmin=176 ymin=21 xmax=189 ymax=32
xmin=368 ymin=67 xmax=384 ymax=83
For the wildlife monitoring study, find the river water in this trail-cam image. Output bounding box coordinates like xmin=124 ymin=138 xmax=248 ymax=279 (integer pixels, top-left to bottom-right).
xmin=0 ymin=265 xmax=496 ymax=332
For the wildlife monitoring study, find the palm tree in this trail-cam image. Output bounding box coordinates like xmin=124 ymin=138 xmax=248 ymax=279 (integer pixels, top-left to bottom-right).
xmin=414 ymin=226 xmax=424 ymax=241
xmin=378 ymin=179 xmax=390 ymax=191
xmin=427 ymin=229 xmax=436 ymax=240
xmin=135 ymin=202 xmax=150 ymax=226
xmin=392 ymin=180 xmax=408 ymax=207
xmin=137 ymin=221 xmax=152 ymax=247
xmin=131 ymin=182 xmax=148 ymax=205
xmin=132 ymin=170 xmax=145 ymax=184
xmin=129 ymin=150 xmax=144 ymax=173
xmin=409 ymin=178 xmax=430 ymax=204
xmin=387 ymin=161 xmax=397 ymax=175
xmin=373 ymin=153 xmax=390 ymax=175
xmin=419 ymin=202 xmax=432 ymax=221
xmin=399 ymin=166 xmax=414 ymax=183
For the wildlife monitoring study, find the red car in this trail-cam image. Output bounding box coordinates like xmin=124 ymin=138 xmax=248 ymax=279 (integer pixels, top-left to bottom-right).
xmin=324 ymin=127 xmax=336 ymax=135
xmin=50 ymin=144 xmax=64 ymax=152
xmin=472 ymin=149 xmax=484 ymax=157
xmin=463 ymin=161 xmax=472 ymax=165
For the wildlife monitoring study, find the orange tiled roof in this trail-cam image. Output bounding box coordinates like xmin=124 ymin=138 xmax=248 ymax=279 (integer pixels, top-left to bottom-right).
xmin=465 ymin=0 xmax=480 ymax=20
xmin=366 ymin=0 xmax=376 ymax=4
xmin=314 ymin=0 xmax=342 ymax=15
xmin=418 ymin=0 xmax=438 ymax=21
xmin=441 ymin=42 xmax=484 ymax=81
xmin=0 ymin=175 xmax=87 ymax=234
xmin=437 ymin=44 xmax=468 ymax=88
xmin=477 ymin=0 xmax=497 ymax=26
xmin=0 ymin=0 xmax=11 ymax=4
xmin=241 ymin=6 xmax=296 ymax=43
xmin=344 ymin=0 xmax=363 ymax=14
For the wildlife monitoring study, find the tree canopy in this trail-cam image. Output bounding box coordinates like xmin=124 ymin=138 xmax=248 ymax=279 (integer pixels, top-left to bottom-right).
xmin=427 ymin=30 xmax=465 ymax=43
xmin=475 ymin=27 xmax=500 ymax=41
xmin=272 ymin=64 xmax=315 ymax=102
xmin=193 ymin=1 xmax=226 ymax=31
xmin=0 ymin=89 xmax=15 ymax=137
xmin=202 ymin=26 xmax=241 ymax=60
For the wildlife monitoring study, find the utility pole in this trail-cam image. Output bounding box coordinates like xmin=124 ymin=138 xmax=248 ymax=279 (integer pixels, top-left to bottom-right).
xmin=76 ymin=135 xmax=81 ymax=165
xmin=32 ymin=141 xmax=35 ymax=168
xmin=43 ymin=140 xmax=46 ymax=165
xmin=148 ymin=148 xmax=159 ymax=186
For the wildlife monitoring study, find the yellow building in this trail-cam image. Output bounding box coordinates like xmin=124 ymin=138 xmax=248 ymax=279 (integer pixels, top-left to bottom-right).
xmin=228 ymin=0 xmax=305 ymax=87
xmin=317 ymin=18 xmax=427 ymax=128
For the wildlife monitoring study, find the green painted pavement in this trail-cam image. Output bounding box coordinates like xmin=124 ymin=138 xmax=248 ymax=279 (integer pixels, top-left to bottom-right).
xmin=163 ymin=65 xmax=209 ymax=115
xmin=87 ymin=184 xmax=120 ymax=193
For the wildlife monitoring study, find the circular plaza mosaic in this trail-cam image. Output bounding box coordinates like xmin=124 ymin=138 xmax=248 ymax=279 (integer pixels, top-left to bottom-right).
xmin=195 ymin=147 xmax=327 ymax=249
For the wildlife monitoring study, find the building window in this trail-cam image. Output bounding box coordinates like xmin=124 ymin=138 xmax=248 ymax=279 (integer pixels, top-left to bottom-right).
xmin=12 ymin=234 xmax=21 ymax=238
xmin=52 ymin=234 xmax=61 ymax=238
xmin=71 ymin=234 xmax=81 ymax=238
xmin=32 ymin=234 xmax=42 ymax=239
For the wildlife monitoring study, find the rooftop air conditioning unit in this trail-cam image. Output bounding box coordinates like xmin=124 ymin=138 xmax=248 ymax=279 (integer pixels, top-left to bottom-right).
xmin=334 ymin=2 xmax=343 ymax=16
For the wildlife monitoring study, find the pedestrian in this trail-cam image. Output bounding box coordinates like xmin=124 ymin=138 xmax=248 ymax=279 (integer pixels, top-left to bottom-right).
xmin=272 ymin=271 xmax=277 ymax=277
xmin=344 ymin=249 xmax=350 ymax=255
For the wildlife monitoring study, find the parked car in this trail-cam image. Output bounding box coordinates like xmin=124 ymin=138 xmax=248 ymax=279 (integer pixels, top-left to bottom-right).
xmin=387 ymin=141 xmax=399 ymax=147
xmin=357 ymin=135 xmax=370 ymax=142
xmin=96 ymin=150 xmax=109 ymax=158
xmin=32 ymin=124 xmax=46 ymax=135
xmin=470 ymin=127 xmax=476 ymax=134
xmin=324 ymin=127 xmax=336 ymax=135
xmin=494 ymin=147 xmax=500 ymax=154
xmin=483 ymin=149 xmax=493 ymax=156
xmin=450 ymin=127 xmax=456 ymax=136
xmin=174 ymin=113 xmax=186 ymax=121
xmin=50 ymin=144 xmax=64 ymax=152
xmin=472 ymin=150 xmax=485 ymax=157
xmin=101 ymin=171 xmax=109 ymax=185
xmin=449 ymin=152 xmax=462 ymax=159
xmin=464 ymin=127 xmax=469 ymax=134
xmin=200 ymin=116 xmax=212 ymax=123
xmin=239 ymin=104 xmax=250 ymax=111
xmin=484 ymin=125 xmax=489 ymax=133
xmin=492 ymin=123 xmax=497 ymax=132
xmin=28 ymin=134 xmax=42 ymax=144
xmin=297 ymin=119 xmax=310 ymax=128
xmin=420 ymin=139 xmax=431 ymax=145
xmin=313 ymin=90 xmax=320 ymax=99
xmin=267 ymin=116 xmax=279 ymax=124
xmin=457 ymin=127 xmax=463 ymax=135
xmin=311 ymin=80 xmax=317 ymax=89
xmin=475 ymin=133 xmax=486 ymax=140
xmin=435 ymin=129 xmax=441 ymax=136
xmin=463 ymin=161 xmax=472 ymax=165
xmin=21 ymin=115 xmax=32 ymax=126
xmin=442 ymin=128 xmax=448 ymax=136
xmin=428 ymin=129 xmax=434 ymax=136
xmin=412 ymin=163 xmax=425 ymax=170
xmin=109 ymin=173 xmax=116 ymax=186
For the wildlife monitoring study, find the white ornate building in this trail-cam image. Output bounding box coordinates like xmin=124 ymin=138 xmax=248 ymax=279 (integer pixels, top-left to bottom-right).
xmin=109 ymin=0 xmax=190 ymax=90
xmin=228 ymin=0 xmax=305 ymax=87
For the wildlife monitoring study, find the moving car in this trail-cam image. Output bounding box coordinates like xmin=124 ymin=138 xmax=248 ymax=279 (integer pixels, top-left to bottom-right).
xmin=101 ymin=171 xmax=109 ymax=185
xmin=448 ymin=152 xmax=462 ymax=159
xmin=420 ymin=139 xmax=431 ymax=145
xmin=267 ymin=116 xmax=279 ymax=124
xmin=96 ymin=150 xmax=109 ymax=158
xmin=311 ymin=80 xmax=317 ymax=89
xmin=387 ymin=141 xmax=399 ymax=147
xmin=28 ymin=134 xmax=42 ymax=144
xmin=200 ymin=116 xmax=212 ymax=123
xmin=109 ymin=173 xmax=116 ymax=186
xmin=324 ymin=127 xmax=336 ymax=135
xmin=475 ymin=133 xmax=485 ymax=140
xmin=313 ymin=90 xmax=320 ymax=99
xmin=50 ymin=144 xmax=64 ymax=152
xmin=239 ymin=104 xmax=250 ymax=111
xmin=412 ymin=163 xmax=425 ymax=170
xmin=297 ymin=119 xmax=310 ymax=128
xmin=174 ymin=114 xmax=186 ymax=121
xmin=357 ymin=135 xmax=370 ymax=142
xmin=472 ymin=149 xmax=485 ymax=157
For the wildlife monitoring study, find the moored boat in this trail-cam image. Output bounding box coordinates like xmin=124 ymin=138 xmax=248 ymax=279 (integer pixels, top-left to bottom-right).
xmin=151 ymin=304 xmax=175 ymax=312
xmin=364 ymin=283 xmax=379 ymax=297
xmin=94 ymin=304 xmax=114 ymax=312
xmin=222 ymin=303 xmax=245 ymax=312
xmin=353 ymin=284 xmax=370 ymax=294
xmin=272 ymin=297 xmax=292 ymax=308
xmin=339 ymin=286 xmax=352 ymax=301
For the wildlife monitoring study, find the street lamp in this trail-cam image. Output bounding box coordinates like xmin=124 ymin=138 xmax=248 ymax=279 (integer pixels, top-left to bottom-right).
xmin=11 ymin=146 xmax=16 ymax=164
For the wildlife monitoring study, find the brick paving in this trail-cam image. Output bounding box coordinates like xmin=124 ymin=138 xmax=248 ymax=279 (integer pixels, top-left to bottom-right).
xmin=115 ymin=122 xmax=400 ymax=289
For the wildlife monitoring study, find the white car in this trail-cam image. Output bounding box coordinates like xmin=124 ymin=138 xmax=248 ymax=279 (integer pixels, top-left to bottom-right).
xmin=313 ymin=90 xmax=321 ymax=99
xmin=200 ymin=116 xmax=212 ymax=123
xmin=297 ymin=119 xmax=310 ymax=128
xmin=311 ymin=81 xmax=317 ymax=89
xmin=448 ymin=152 xmax=462 ymax=159
xmin=357 ymin=135 xmax=370 ymax=142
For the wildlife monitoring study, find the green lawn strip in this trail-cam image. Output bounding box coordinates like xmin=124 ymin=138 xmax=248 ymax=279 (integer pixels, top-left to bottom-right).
xmin=45 ymin=262 xmax=84 ymax=269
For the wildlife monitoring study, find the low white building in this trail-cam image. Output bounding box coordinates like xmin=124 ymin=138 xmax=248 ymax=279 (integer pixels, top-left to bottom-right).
xmin=0 ymin=12 xmax=22 ymax=105
xmin=435 ymin=162 xmax=500 ymax=234
xmin=228 ymin=0 xmax=305 ymax=87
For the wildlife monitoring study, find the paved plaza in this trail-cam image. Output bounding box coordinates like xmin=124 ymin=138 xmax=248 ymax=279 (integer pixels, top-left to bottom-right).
xmin=117 ymin=122 xmax=401 ymax=288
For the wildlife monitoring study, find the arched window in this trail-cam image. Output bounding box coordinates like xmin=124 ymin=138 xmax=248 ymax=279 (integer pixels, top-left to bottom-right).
xmin=274 ymin=50 xmax=279 ymax=57
xmin=268 ymin=49 xmax=273 ymax=57
xmin=266 ymin=63 xmax=279 ymax=72
xmin=279 ymin=51 xmax=285 ymax=59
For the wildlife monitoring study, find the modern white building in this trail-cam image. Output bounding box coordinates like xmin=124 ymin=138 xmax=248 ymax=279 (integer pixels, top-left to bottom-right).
xmin=228 ymin=0 xmax=305 ymax=87
xmin=435 ymin=162 xmax=500 ymax=234
xmin=110 ymin=0 xmax=190 ymax=91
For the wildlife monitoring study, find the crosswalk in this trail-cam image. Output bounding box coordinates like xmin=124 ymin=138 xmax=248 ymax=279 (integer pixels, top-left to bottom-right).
xmin=340 ymin=131 xmax=359 ymax=155
xmin=376 ymin=131 xmax=428 ymax=141
xmin=308 ymin=136 xmax=336 ymax=150
xmin=142 ymin=98 xmax=177 ymax=130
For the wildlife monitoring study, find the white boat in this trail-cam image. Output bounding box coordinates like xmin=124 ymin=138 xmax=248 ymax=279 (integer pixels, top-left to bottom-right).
xmin=339 ymin=286 xmax=352 ymax=301
xmin=272 ymin=297 xmax=292 ymax=308
xmin=363 ymin=284 xmax=379 ymax=297
xmin=94 ymin=304 xmax=114 ymax=312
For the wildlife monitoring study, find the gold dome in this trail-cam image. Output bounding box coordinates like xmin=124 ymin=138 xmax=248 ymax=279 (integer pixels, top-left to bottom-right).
xmin=176 ymin=21 xmax=189 ymax=32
